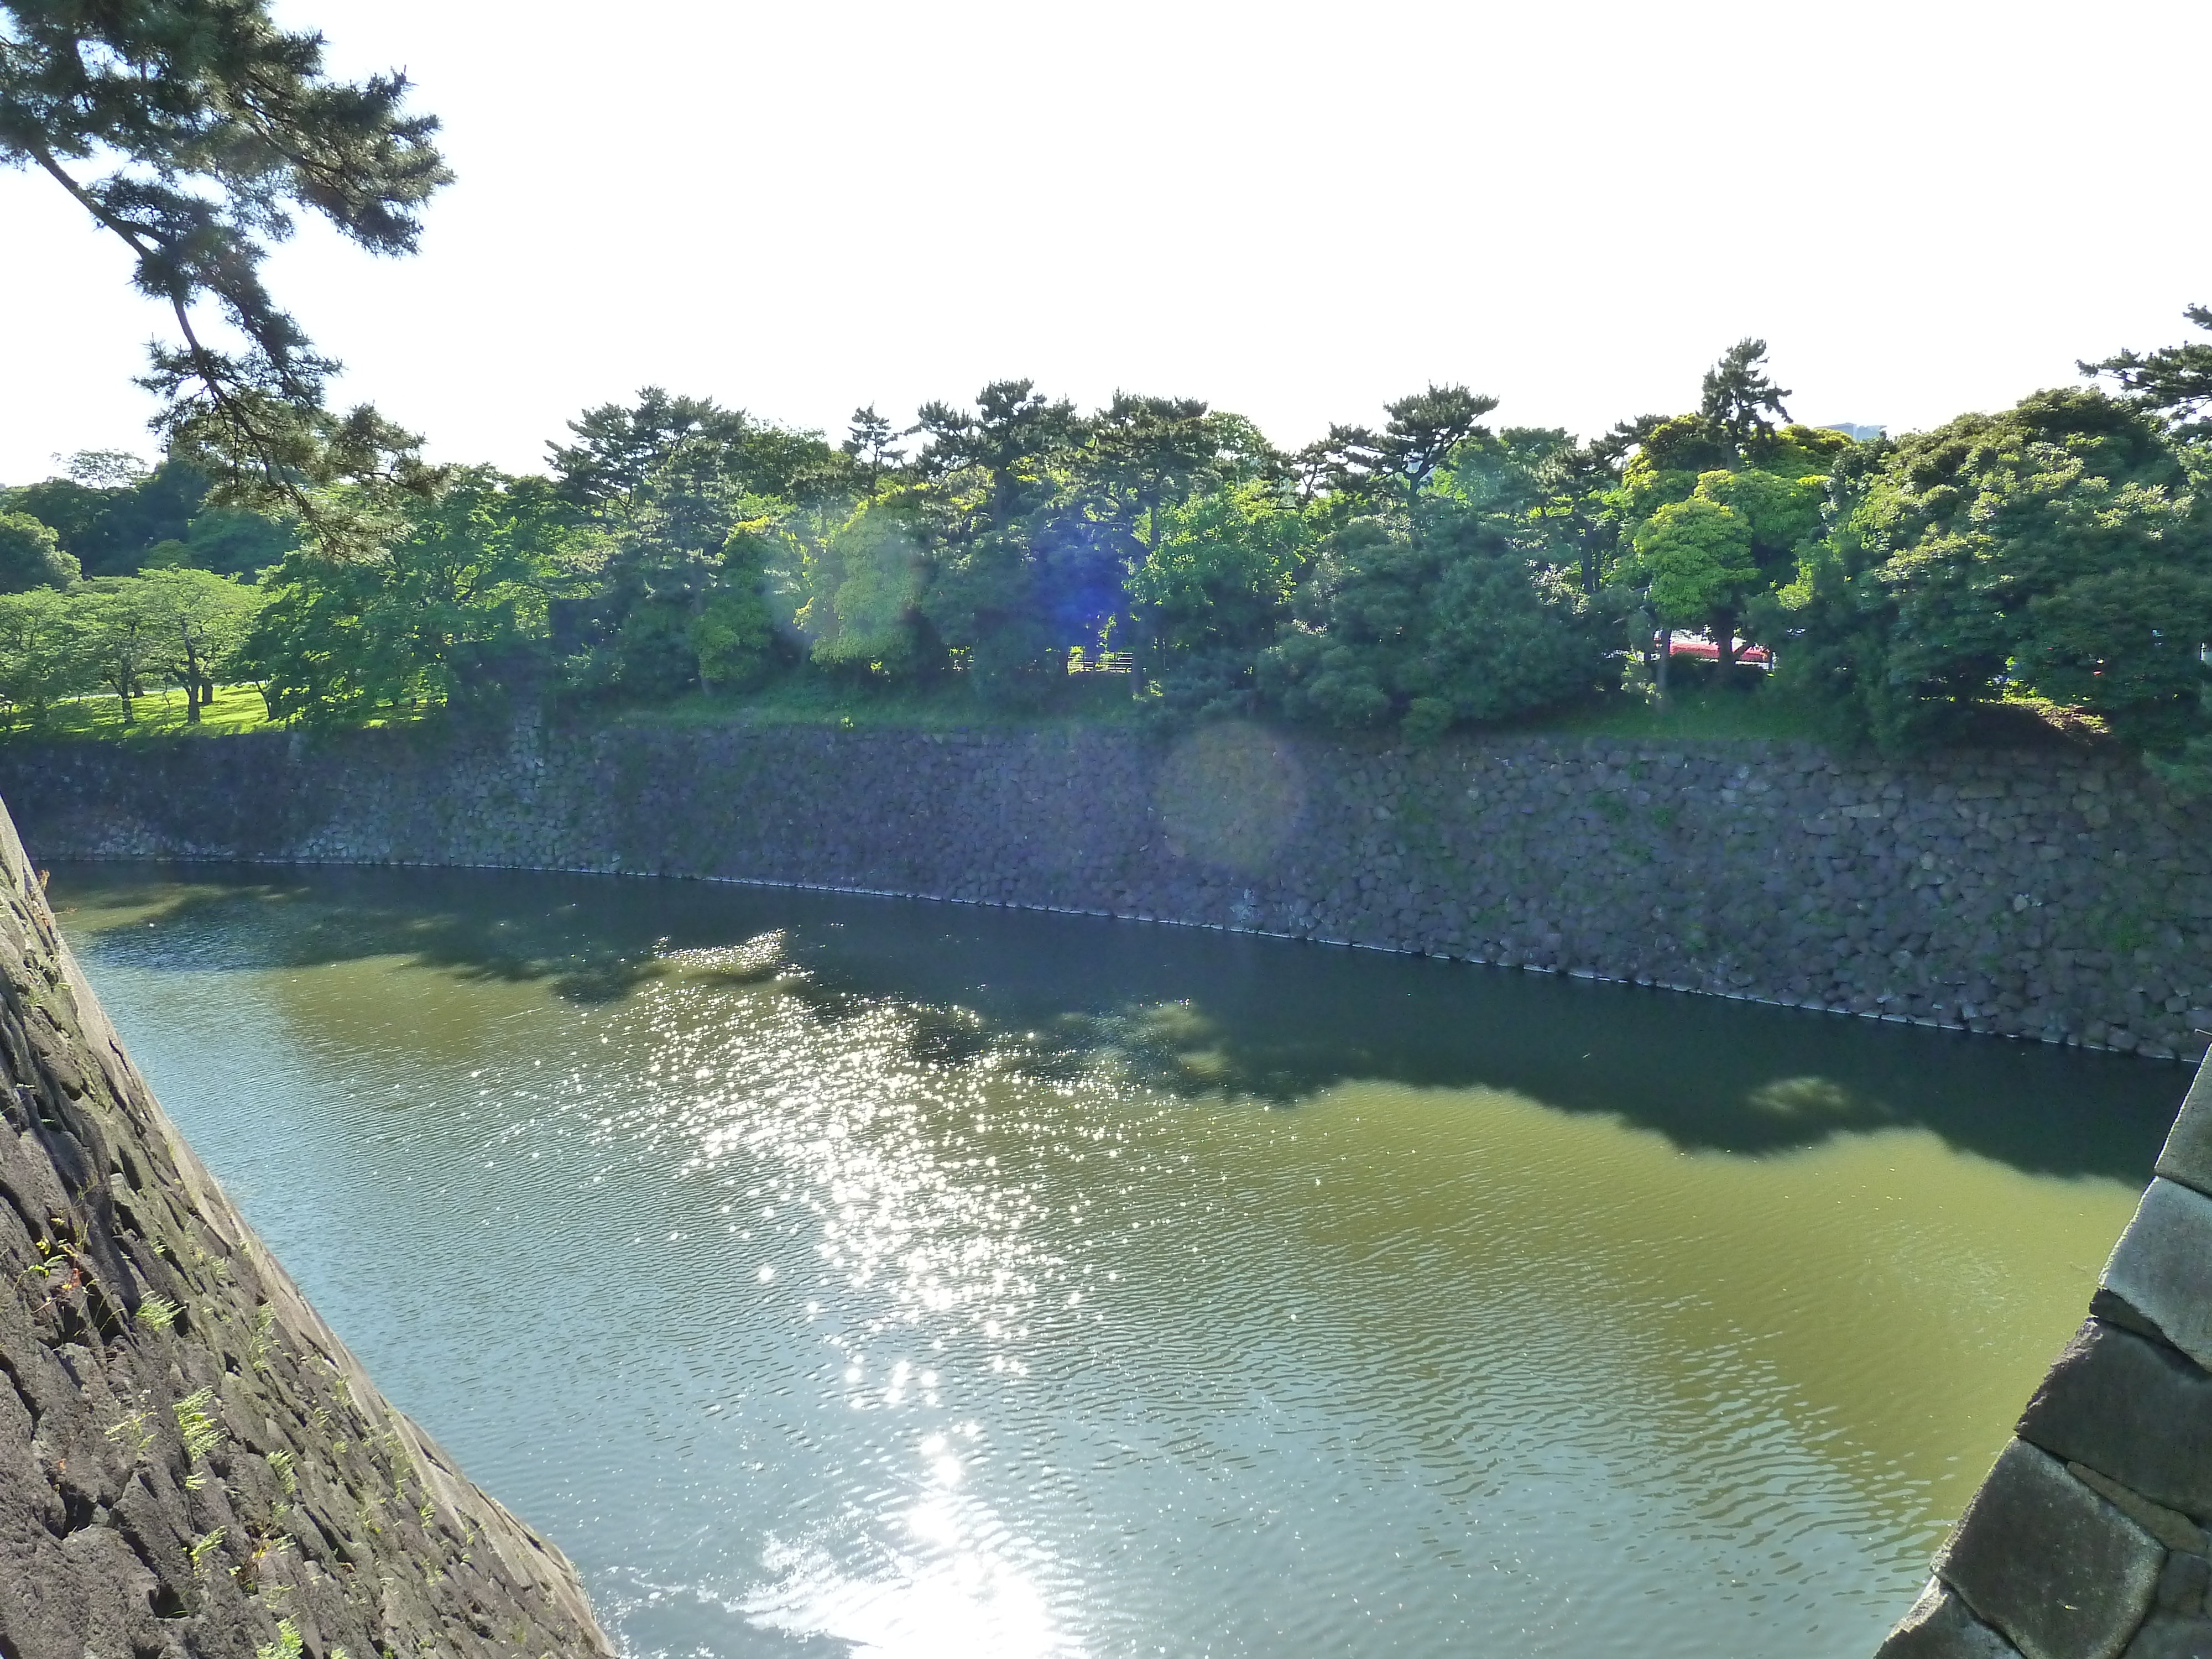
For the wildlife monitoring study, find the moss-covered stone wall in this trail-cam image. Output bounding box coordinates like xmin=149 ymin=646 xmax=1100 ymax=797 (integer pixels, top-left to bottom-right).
xmin=0 ymin=798 xmax=613 ymax=1658
xmin=4 ymin=717 xmax=2204 ymax=1062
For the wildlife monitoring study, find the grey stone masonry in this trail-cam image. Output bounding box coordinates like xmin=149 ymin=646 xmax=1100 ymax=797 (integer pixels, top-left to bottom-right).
xmin=2156 ymin=1061 xmax=2212 ymax=1194
xmin=0 ymin=716 xmax=2206 ymax=1061
xmin=1934 ymin=1441 xmax=2161 ymax=1659
xmin=2101 ymin=1182 xmax=2212 ymax=1373
xmin=0 ymin=799 xmax=613 ymax=1657
xmin=1882 ymin=1582 xmax=2024 ymax=1657
xmin=1879 ymin=1052 xmax=2212 ymax=1658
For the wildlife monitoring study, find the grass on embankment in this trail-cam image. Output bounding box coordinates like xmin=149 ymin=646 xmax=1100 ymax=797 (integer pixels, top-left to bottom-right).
xmin=14 ymin=685 xmax=279 ymax=739
xmin=1528 ymin=684 xmax=1835 ymax=743
xmin=2 ymin=684 xmax=429 ymax=742
xmin=618 ymin=670 xmax=1154 ymax=734
xmin=1532 ymin=682 xmax=2111 ymax=751
xmin=0 ymin=670 xmax=2109 ymax=754
xmin=630 ymin=672 xmax=2111 ymax=753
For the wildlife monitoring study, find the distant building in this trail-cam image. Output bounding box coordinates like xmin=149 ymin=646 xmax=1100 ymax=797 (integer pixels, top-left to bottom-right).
xmin=1817 ymin=422 xmax=1887 ymax=442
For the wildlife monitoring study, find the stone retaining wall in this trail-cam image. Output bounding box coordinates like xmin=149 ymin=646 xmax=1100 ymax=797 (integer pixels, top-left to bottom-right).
xmin=0 ymin=797 xmax=613 ymax=1657
xmin=9 ymin=714 xmax=2212 ymax=1655
xmin=1 ymin=716 xmax=2206 ymax=1061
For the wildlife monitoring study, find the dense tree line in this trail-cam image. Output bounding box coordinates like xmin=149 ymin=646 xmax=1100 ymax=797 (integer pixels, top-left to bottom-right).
xmin=4 ymin=327 xmax=2211 ymax=778
xmin=7 ymin=0 xmax=2208 ymax=775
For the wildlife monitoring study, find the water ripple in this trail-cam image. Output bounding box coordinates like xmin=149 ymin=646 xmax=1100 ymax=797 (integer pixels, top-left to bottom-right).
xmin=51 ymin=867 xmax=2171 ymax=1659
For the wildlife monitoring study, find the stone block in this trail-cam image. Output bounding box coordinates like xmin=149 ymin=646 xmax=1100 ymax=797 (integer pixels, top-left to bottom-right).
xmin=2122 ymin=1613 xmax=2212 ymax=1658
xmin=2154 ymin=1056 xmax=2212 ymax=1201
xmin=2020 ymin=1321 xmax=2212 ymax=1520
xmin=2157 ymin=1553 xmax=2211 ymax=1618
xmin=2103 ymin=1181 xmax=2212 ymax=1373
xmin=1878 ymin=1579 xmax=2024 ymax=1657
xmin=1939 ymin=1439 xmax=2161 ymax=1659
xmin=2073 ymin=1462 xmax=2211 ymax=1552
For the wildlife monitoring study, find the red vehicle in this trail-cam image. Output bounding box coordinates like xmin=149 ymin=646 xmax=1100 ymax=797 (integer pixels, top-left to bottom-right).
xmin=1663 ymin=633 xmax=1771 ymax=667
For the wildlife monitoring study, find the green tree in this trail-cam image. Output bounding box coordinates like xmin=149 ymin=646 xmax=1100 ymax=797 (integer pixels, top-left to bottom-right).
xmin=1129 ymin=479 xmax=1314 ymax=713
xmin=1771 ymin=388 xmax=2212 ymax=752
xmin=800 ymin=499 xmax=930 ymax=676
xmin=689 ymin=517 xmax=779 ymax=693
xmin=911 ymin=380 xmax=1087 ymax=702
xmin=1260 ymin=502 xmax=1610 ymax=740
xmin=1699 ymin=337 xmax=1793 ymax=450
xmin=1618 ymin=465 xmax=1827 ymax=672
xmin=550 ymin=389 xmax=838 ymax=517
xmin=1625 ymin=493 xmax=1757 ymax=634
xmin=546 ymin=389 xmax=836 ymax=699
xmin=1291 ymin=385 xmax=1498 ymax=506
xmin=178 ymin=504 xmax=295 ymax=575
xmin=913 ymin=380 xmax=1085 ymax=529
xmin=7 ymin=453 xmax=293 ymax=577
xmin=2084 ymin=304 xmax=2212 ymax=439
xmin=244 ymin=468 xmax=565 ymax=723
xmin=0 ymin=586 xmax=84 ymax=724
xmin=0 ymin=510 xmax=79 ymax=592
xmin=1072 ymin=395 xmax=1263 ymax=695
xmin=137 ymin=566 xmax=264 ymax=719
xmin=1375 ymin=384 xmax=1501 ymax=496
xmin=73 ymin=578 xmax=170 ymax=722
xmin=1612 ymin=347 xmax=1848 ymax=673
xmin=1463 ymin=419 xmax=1662 ymax=607
xmin=841 ymin=405 xmax=909 ymax=496
xmin=2 ymin=0 xmax=451 ymax=528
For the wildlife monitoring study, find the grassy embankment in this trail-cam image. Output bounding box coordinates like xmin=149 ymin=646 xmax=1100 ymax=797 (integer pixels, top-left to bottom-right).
xmin=0 ymin=672 xmax=2103 ymax=751
xmin=4 ymin=685 xmax=424 ymax=740
xmin=618 ymin=669 xmax=2103 ymax=749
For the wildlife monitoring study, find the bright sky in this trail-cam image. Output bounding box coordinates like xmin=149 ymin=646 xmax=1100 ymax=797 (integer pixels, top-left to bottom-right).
xmin=6 ymin=0 xmax=2210 ymax=484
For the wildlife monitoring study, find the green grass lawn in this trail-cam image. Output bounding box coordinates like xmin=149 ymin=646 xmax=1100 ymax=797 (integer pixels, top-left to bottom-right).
xmin=1 ymin=684 xmax=437 ymax=743
xmin=1530 ymin=682 xmax=1838 ymax=744
xmin=628 ymin=667 xmax=1844 ymax=744
xmin=4 ymin=670 xmax=2111 ymax=755
xmin=1526 ymin=675 xmax=2110 ymax=751
xmin=7 ymin=684 xmax=279 ymax=740
xmin=619 ymin=668 xmax=1152 ymax=734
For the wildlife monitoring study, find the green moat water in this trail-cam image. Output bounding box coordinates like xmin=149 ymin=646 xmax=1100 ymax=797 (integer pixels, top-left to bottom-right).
xmin=50 ymin=864 xmax=2186 ymax=1658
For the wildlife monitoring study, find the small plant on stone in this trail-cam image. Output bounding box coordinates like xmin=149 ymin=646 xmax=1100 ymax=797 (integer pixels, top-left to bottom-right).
xmin=268 ymin=1448 xmax=298 ymax=1498
xmin=175 ymin=1386 xmax=225 ymax=1488
xmin=235 ymin=1527 xmax=295 ymax=1594
xmin=105 ymin=1408 xmax=153 ymax=1462
xmin=254 ymin=1618 xmax=304 ymax=1659
xmin=246 ymin=1301 xmax=278 ymax=1370
xmin=135 ymin=1294 xmax=180 ymax=1332
xmin=187 ymin=1526 xmax=225 ymax=1575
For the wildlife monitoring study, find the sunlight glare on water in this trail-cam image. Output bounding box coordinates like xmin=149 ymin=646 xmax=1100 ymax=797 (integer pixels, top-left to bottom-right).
xmin=49 ymin=865 xmax=2183 ymax=1659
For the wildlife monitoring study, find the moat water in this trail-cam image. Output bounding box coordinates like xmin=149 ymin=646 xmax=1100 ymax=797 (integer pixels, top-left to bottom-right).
xmin=50 ymin=863 xmax=2185 ymax=1659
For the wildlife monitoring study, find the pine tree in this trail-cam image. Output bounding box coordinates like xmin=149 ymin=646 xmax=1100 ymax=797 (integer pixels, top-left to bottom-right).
xmin=1 ymin=0 xmax=451 ymax=528
xmin=1698 ymin=339 xmax=1792 ymax=450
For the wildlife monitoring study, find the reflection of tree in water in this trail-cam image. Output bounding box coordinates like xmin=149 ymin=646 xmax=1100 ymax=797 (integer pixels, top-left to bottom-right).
xmin=58 ymin=863 xmax=2181 ymax=1180
xmin=1049 ymin=1000 xmax=1323 ymax=1102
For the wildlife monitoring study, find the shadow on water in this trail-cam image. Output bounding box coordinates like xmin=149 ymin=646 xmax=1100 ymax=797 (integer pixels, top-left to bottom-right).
xmin=51 ymin=860 xmax=2187 ymax=1184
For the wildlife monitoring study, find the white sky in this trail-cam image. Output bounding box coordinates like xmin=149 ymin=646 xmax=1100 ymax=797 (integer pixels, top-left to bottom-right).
xmin=5 ymin=0 xmax=2210 ymax=483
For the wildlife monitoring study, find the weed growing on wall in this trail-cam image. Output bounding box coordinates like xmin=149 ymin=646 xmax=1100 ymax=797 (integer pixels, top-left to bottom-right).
xmin=174 ymin=1386 xmax=225 ymax=1488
